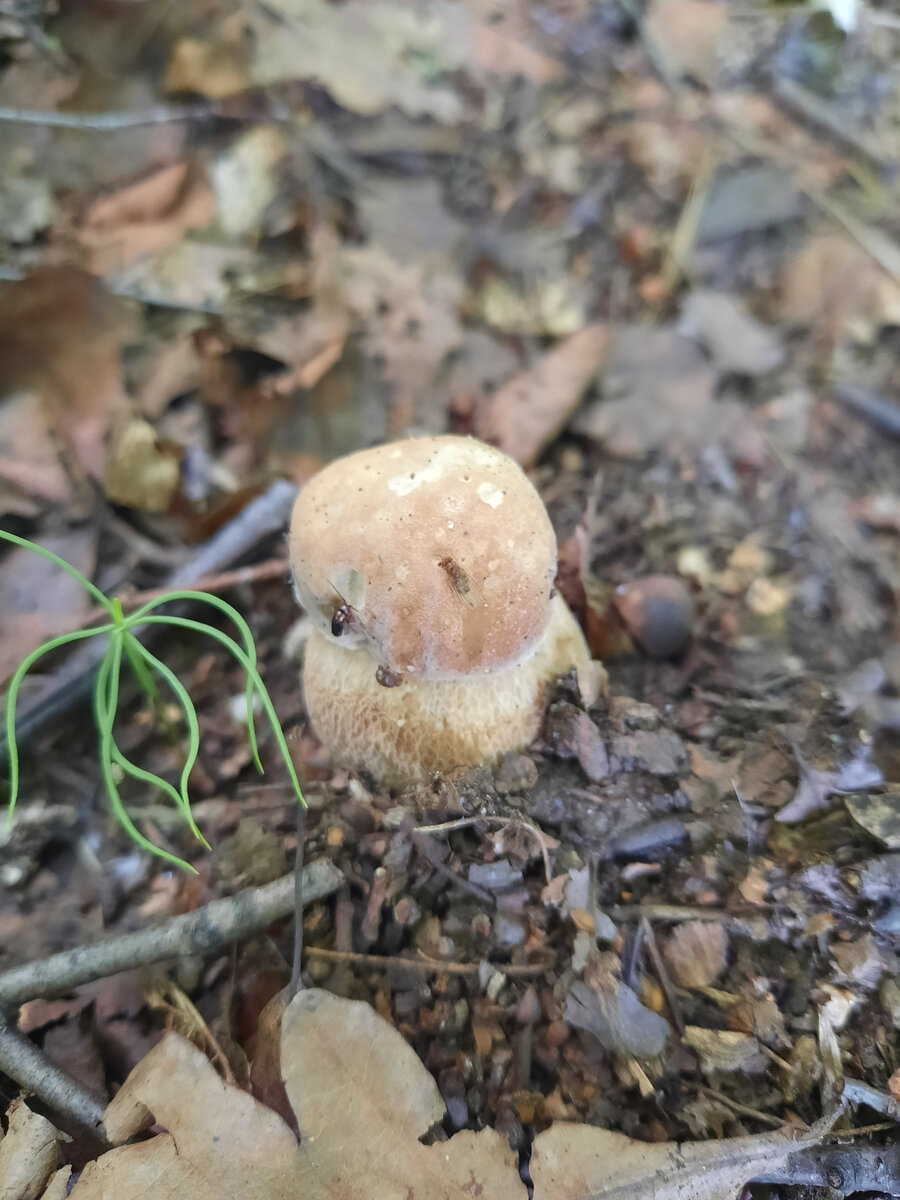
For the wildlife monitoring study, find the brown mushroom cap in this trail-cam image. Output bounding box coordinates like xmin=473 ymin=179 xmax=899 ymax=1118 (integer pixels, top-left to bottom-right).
xmin=289 ymin=436 xmax=557 ymax=678
xmin=302 ymin=593 xmax=591 ymax=783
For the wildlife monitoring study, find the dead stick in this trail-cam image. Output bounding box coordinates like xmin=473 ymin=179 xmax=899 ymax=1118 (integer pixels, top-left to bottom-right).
xmin=640 ymin=917 xmax=685 ymax=1038
xmin=0 ymin=1013 xmax=107 ymax=1137
xmin=0 ymin=860 xmax=341 ymax=1008
xmin=80 ymin=557 xmax=290 ymax=629
xmin=305 ymin=947 xmax=554 ymax=976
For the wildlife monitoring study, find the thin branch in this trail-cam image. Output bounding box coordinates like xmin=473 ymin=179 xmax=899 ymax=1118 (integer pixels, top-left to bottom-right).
xmin=698 ymin=1085 xmax=783 ymax=1128
xmin=639 ymin=917 xmax=685 ymax=1038
xmin=81 ymin=557 xmax=290 ymax=630
xmin=0 ymin=1012 xmax=106 ymax=1137
xmin=0 ymin=860 xmax=342 ymax=1008
xmin=305 ymin=948 xmax=554 ymax=976
xmin=0 ymin=103 xmax=217 ymax=130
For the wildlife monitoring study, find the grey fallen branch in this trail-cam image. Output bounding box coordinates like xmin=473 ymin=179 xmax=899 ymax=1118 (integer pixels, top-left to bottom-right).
xmin=0 ymin=1011 xmax=107 ymax=1137
xmin=1 ymin=478 xmax=298 ymax=762
xmin=0 ymin=860 xmax=341 ymax=1008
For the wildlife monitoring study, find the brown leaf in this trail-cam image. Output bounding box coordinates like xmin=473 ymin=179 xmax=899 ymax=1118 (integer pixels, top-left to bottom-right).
xmin=0 ymin=1098 xmax=60 ymax=1200
xmin=71 ymin=1034 xmax=303 ymax=1198
xmin=575 ymin=326 xmax=767 ymax=466
xmin=0 ymin=393 xmax=73 ymax=517
xmin=80 ymin=162 xmax=216 ymax=274
xmin=475 ymin=325 xmax=609 ymax=467
xmin=777 ymin=232 xmax=900 ymax=345
xmin=0 ymin=268 xmax=133 ymax=480
xmin=0 ymin=529 xmax=97 ymax=684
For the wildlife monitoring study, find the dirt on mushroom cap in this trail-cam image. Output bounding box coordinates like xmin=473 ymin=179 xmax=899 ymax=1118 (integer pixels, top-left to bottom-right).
xmin=289 ymin=436 xmax=558 ymax=677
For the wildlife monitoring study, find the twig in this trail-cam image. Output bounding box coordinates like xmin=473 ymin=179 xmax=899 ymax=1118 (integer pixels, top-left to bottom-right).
xmin=413 ymin=815 xmax=553 ymax=884
xmin=1 ymin=480 xmax=298 ymax=762
xmin=639 ymin=917 xmax=685 ymax=1038
xmin=698 ymin=1085 xmax=783 ymax=1128
xmin=0 ymin=103 xmax=217 ymax=129
xmin=305 ymin=948 xmax=555 ymax=977
xmin=0 ymin=860 xmax=342 ymax=1008
xmin=82 ymin=557 xmax=290 ymax=628
xmin=289 ymin=805 xmax=307 ymax=999
xmin=0 ymin=1011 xmax=106 ymax=1138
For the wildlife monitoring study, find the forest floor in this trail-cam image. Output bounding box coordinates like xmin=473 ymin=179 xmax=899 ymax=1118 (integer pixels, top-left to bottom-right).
xmin=1 ymin=2 xmax=900 ymax=1197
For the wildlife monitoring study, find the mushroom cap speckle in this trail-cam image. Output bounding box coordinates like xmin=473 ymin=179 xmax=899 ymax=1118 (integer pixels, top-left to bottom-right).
xmin=289 ymin=436 xmax=557 ymax=678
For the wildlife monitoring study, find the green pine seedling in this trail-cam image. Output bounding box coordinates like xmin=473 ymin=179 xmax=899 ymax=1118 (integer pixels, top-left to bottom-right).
xmin=1 ymin=530 xmax=304 ymax=872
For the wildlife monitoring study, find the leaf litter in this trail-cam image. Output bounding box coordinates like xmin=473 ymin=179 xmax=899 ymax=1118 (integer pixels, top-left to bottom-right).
xmin=2 ymin=0 xmax=900 ymax=1195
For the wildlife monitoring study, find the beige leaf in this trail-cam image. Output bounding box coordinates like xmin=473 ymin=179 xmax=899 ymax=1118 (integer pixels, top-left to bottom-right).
xmin=69 ymin=991 xmax=521 ymax=1200
xmin=644 ymin=0 xmax=726 ymax=87
xmin=531 ymin=1118 xmax=826 ymax=1200
xmin=280 ymin=989 xmax=522 ymax=1199
xmin=0 ymin=1098 xmax=60 ymax=1200
xmin=663 ymin=921 xmax=727 ymax=989
xmin=70 ymin=1034 xmax=304 ymax=1199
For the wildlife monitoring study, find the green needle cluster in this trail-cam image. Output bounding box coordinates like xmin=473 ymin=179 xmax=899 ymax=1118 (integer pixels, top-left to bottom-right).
xmin=1 ymin=530 xmax=304 ymax=872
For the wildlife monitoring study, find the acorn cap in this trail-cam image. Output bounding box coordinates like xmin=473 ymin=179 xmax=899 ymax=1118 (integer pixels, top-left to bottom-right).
xmin=289 ymin=436 xmax=557 ymax=678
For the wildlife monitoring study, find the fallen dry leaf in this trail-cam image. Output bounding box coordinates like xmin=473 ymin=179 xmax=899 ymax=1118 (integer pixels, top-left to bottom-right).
xmin=777 ymin=231 xmax=900 ymax=345
xmin=644 ymin=0 xmax=726 ymax=87
xmin=0 ymin=1098 xmax=61 ymax=1200
xmin=475 ymin=324 xmax=609 ymax=467
xmin=0 ymin=392 xmax=73 ymax=517
xmin=530 ymin=1118 xmax=827 ymax=1200
xmin=70 ymin=989 xmax=521 ymax=1200
xmin=663 ymin=921 xmax=728 ymax=989
xmin=0 ymin=268 xmax=133 ymax=480
xmin=80 ymin=161 xmax=216 ymax=274
xmin=574 ymin=326 xmax=767 ymax=466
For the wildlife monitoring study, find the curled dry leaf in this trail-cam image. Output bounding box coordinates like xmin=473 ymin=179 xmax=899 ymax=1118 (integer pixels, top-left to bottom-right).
xmin=69 ymin=989 xmax=521 ymax=1200
xmin=0 ymin=1098 xmax=60 ymax=1200
xmin=475 ymin=324 xmax=609 ymax=468
xmin=79 ymin=161 xmax=216 ymax=275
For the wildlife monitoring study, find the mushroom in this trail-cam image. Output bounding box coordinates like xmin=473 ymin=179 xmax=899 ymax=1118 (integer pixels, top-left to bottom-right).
xmin=289 ymin=435 xmax=592 ymax=783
